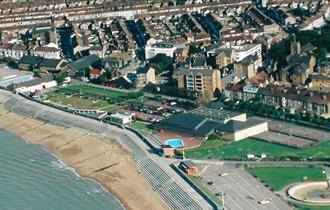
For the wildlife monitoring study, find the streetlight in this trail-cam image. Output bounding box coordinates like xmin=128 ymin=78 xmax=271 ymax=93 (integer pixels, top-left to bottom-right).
xmin=217 ymin=192 xmax=225 ymax=210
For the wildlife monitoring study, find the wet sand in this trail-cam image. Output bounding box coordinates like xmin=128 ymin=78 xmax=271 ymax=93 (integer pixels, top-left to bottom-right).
xmin=0 ymin=104 xmax=168 ymax=210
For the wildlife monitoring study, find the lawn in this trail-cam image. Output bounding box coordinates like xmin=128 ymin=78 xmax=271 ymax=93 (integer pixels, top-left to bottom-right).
xmin=247 ymin=166 xmax=326 ymax=191
xmin=64 ymin=84 xmax=127 ymax=99
xmin=185 ymin=137 xmax=330 ymax=160
xmin=45 ymin=84 xmax=138 ymax=114
xmin=289 ymin=201 xmax=330 ymax=210
xmin=129 ymin=121 xmax=156 ymax=136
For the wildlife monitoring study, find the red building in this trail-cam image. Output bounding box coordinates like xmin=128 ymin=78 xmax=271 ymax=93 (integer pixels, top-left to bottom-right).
xmin=179 ymin=161 xmax=198 ymax=175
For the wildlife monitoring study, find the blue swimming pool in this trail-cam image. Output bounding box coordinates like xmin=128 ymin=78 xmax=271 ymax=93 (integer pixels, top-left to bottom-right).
xmin=165 ymin=139 xmax=184 ymax=148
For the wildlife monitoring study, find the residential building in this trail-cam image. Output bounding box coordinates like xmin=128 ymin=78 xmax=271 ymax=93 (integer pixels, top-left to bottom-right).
xmin=258 ymin=85 xmax=330 ymax=118
xmin=234 ymin=54 xmax=262 ymax=79
xmin=65 ymin=54 xmax=101 ymax=75
xmin=89 ymin=46 xmax=105 ymax=58
xmin=136 ymin=66 xmax=156 ymax=88
xmin=310 ymin=73 xmax=330 ymax=88
xmin=177 ymin=67 xmax=221 ymax=98
xmin=281 ymin=38 xmax=316 ymax=85
xmin=32 ymin=45 xmax=62 ymax=59
xmin=145 ymin=42 xmax=187 ymax=60
xmin=0 ymin=43 xmax=28 ymax=60
xmin=39 ymin=59 xmax=67 ymax=73
xmin=232 ymin=44 xmax=262 ymax=62
xmin=215 ymin=49 xmax=235 ymax=69
xmin=226 ymin=84 xmax=330 ymax=118
xmin=18 ymin=55 xmax=43 ymax=71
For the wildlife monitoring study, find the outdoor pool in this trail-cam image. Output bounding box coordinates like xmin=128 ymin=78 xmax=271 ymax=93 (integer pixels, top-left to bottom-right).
xmin=165 ymin=139 xmax=184 ymax=148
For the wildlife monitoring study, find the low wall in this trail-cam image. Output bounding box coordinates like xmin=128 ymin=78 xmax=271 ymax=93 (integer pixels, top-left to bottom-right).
xmin=288 ymin=181 xmax=330 ymax=204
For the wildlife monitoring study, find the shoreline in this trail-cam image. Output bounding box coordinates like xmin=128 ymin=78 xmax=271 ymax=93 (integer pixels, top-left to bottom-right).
xmin=0 ymin=104 xmax=168 ymax=210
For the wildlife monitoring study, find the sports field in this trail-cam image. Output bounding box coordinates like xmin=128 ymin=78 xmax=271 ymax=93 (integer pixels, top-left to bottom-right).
xmin=247 ymin=166 xmax=326 ymax=191
xmin=185 ymin=137 xmax=330 ymax=160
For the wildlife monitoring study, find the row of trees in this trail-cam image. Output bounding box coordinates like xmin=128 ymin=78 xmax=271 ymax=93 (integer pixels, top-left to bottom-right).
xmin=224 ymin=99 xmax=330 ymax=127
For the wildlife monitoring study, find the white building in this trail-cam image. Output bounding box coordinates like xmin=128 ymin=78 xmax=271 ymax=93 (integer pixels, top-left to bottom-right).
xmin=0 ymin=44 xmax=28 ymax=60
xmin=32 ymin=43 xmax=61 ymax=59
xmin=232 ymin=44 xmax=262 ymax=62
xmin=14 ymin=75 xmax=57 ymax=93
xmin=145 ymin=42 xmax=186 ymax=60
xmin=110 ymin=112 xmax=134 ymax=124
xmin=0 ymin=66 xmax=34 ymax=88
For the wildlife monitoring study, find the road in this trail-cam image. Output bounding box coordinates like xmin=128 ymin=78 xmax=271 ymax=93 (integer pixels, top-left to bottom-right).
xmin=0 ymin=89 xmax=212 ymax=210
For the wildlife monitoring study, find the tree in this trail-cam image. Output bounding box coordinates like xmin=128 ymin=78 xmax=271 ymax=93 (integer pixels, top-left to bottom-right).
xmin=56 ymin=71 xmax=69 ymax=85
xmin=294 ymin=112 xmax=302 ymax=122
xmin=213 ymin=88 xmax=222 ymax=100
xmin=149 ymin=54 xmax=173 ymax=74
xmin=189 ymin=44 xmax=203 ymax=55
xmin=76 ymin=67 xmax=90 ymax=78
xmin=269 ymin=38 xmax=290 ymax=69
xmin=176 ymin=0 xmax=186 ymax=5
xmin=315 ymin=47 xmax=327 ymax=63
xmin=7 ymin=60 xmax=18 ymax=69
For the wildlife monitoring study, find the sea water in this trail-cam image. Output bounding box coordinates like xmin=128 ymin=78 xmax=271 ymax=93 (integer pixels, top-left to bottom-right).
xmin=0 ymin=129 xmax=124 ymax=210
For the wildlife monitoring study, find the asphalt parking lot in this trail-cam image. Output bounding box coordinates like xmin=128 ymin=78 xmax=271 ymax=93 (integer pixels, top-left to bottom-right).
xmin=200 ymin=163 xmax=292 ymax=210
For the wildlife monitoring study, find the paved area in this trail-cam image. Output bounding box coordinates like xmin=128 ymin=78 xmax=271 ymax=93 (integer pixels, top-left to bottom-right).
xmin=200 ymin=163 xmax=292 ymax=210
xmin=256 ymin=117 xmax=330 ymax=142
xmin=254 ymin=131 xmax=315 ymax=149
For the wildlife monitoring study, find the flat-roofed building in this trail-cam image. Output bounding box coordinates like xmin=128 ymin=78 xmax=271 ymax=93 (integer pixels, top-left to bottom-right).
xmin=110 ymin=112 xmax=134 ymax=124
xmin=178 ymin=67 xmax=221 ymax=98
xmin=145 ymin=42 xmax=187 ymax=60
xmin=0 ymin=65 xmax=34 ymax=88
xmin=11 ymin=74 xmax=57 ymax=93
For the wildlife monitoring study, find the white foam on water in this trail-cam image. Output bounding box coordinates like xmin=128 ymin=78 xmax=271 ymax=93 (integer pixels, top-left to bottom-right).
xmin=29 ymin=158 xmax=36 ymax=162
xmin=50 ymin=153 xmax=81 ymax=178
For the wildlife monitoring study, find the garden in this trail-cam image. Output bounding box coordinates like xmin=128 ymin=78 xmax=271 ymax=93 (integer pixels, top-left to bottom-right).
xmin=45 ymin=84 xmax=145 ymax=113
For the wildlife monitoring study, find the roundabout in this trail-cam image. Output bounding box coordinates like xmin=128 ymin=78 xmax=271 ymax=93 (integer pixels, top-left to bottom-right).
xmin=288 ymin=181 xmax=330 ymax=205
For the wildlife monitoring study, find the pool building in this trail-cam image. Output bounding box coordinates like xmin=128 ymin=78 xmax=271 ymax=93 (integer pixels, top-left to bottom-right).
xmin=154 ymin=107 xmax=268 ymax=142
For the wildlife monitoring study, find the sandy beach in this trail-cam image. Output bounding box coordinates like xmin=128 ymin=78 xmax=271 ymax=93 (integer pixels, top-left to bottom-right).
xmin=0 ymin=104 xmax=168 ymax=210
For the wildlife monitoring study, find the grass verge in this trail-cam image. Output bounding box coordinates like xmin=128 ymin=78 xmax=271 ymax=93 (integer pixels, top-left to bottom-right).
xmin=247 ymin=166 xmax=326 ymax=191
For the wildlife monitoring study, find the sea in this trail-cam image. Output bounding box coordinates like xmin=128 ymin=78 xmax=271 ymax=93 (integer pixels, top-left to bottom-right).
xmin=0 ymin=129 xmax=124 ymax=210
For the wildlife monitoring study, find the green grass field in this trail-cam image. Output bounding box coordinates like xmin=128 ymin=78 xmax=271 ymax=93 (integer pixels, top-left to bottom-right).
xmin=129 ymin=121 xmax=157 ymax=136
xmin=45 ymin=84 xmax=136 ymax=113
xmin=64 ymin=84 xmax=127 ymax=99
xmin=185 ymin=137 xmax=330 ymax=160
xmin=247 ymin=166 xmax=326 ymax=191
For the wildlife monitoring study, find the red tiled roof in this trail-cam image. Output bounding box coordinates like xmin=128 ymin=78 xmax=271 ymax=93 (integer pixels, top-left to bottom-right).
xmin=34 ymin=46 xmax=60 ymax=52
xmin=90 ymin=68 xmax=102 ymax=76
